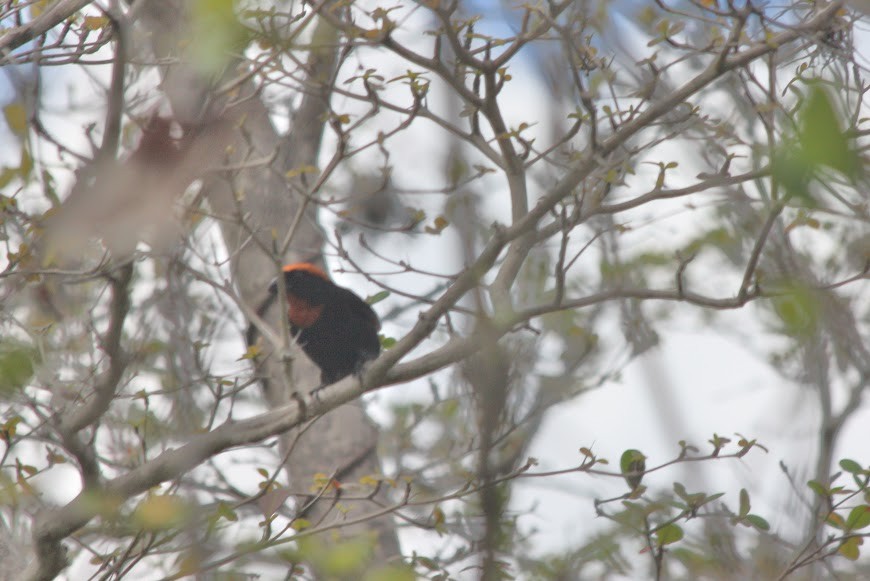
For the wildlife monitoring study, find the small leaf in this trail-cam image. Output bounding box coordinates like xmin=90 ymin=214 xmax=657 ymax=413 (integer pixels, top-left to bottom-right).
xmin=190 ymin=0 xmax=250 ymax=75
xmin=46 ymin=450 xmax=67 ymax=464
xmin=83 ymin=15 xmax=109 ymax=30
xmin=215 ymin=501 xmax=238 ymax=522
xmin=19 ymin=464 xmax=37 ymax=476
xmin=839 ymin=536 xmax=862 ymax=560
xmin=655 ymin=523 xmax=684 ymax=546
xmin=827 ymin=512 xmax=846 ymax=530
xmin=0 ymin=168 xmax=17 ymax=189
xmin=291 ymin=518 xmax=311 ymax=531
xmin=296 ymin=536 xmax=375 ymax=576
xmin=845 ymin=505 xmax=870 ymax=531
xmin=709 ymin=433 xmax=731 ymax=455
xmin=363 ymin=564 xmax=417 ymax=581
xmin=620 ymin=449 xmax=646 ymax=491
xmin=424 ymin=216 xmax=449 ymax=235
xmin=408 ymin=208 xmax=426 ymax=224
xmin=840 ymin=459 xmax=864 ymax=474
xmin=772 ymin=283 xmax=820 ymax=337
xmin=359 ymin=474 xmax=381 ymax=487
xmin=416 ymin=555 xmax=439 ymax=570
xmin=771 ymin=144 xmax=814 ymax=206
xmin=238 ymin=344 xmax=261 ymax=360
xmin=0 ymin=342 xmax=38 ymax=395
xmin=132 ymin=495 xmax=189 ymax=530
xmin=30 ymin=0 xmax=50 ymax=17
xmin=367 ymin=290 xmax=390 ymax=305
xmin=799 ymin=85 xmax=856 ymax=177
xmin=808 ymin=480 xmax=828 ymax=497
xmin=19 ymin=147 xmax=32 ymax=178
xmin=3 ymin=103 xmax=27 ymax=136
xmin=745 ymin=514 xmax=770 ymax=531
xmin=738 ymin=488 xmax=750 ymax=517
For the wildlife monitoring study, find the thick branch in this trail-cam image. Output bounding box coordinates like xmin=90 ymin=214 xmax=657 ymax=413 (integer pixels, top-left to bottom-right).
xmin=0 ymin=0 xmax=94 ymax=55
xmin=28 ymin=257 xmax=869 ymax=581
xmin=24 ymin=373 xmax=353 ymax=581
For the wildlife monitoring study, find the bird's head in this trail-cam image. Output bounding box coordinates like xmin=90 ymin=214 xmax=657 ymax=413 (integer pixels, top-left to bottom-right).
xmin=269 ymin=262 xmax=332 ymax=295
xmin=263 ymin=263 xmax=331 ymax=328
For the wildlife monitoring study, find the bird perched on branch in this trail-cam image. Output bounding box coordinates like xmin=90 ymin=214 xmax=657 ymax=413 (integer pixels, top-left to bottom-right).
xmin=247 ymin=263 xmax=381 ymax=385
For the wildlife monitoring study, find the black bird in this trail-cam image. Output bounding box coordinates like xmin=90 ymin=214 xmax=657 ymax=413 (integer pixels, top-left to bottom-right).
xmin=247 ymin=263 xmax=381 ymax=385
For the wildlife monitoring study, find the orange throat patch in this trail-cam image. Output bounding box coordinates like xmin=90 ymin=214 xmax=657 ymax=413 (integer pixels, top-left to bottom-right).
xmin=286 ymin=295 xmax=324 ymax=328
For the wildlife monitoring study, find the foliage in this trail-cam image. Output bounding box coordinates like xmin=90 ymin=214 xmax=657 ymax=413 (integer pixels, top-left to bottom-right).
xmin=0 ymin=0 xmax=868 ymax=579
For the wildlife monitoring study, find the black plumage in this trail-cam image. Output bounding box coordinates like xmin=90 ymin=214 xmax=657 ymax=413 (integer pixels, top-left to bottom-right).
xmin=247 ymin=264 xmax=381 ymax=385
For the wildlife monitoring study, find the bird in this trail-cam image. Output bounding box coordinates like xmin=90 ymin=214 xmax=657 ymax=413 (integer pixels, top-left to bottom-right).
xmin=247 ymin=263 xmax=381 ymax=385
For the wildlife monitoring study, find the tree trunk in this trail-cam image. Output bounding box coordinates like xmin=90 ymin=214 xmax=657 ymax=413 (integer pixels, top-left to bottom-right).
xmin=138 ymin=1 xmax=400 ymax=564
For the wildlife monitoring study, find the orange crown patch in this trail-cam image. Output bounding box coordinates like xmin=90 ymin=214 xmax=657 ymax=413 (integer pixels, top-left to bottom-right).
xmin=282 ymin=262 xmax=329 ymax=281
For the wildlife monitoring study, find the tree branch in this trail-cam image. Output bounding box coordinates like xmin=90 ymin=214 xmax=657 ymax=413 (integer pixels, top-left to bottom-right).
xmin=0 ymin=0 xmax=94 ymax=55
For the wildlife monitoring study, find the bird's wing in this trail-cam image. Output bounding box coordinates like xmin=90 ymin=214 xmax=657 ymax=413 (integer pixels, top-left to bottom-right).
xmin=335 ymin=286 xmax=381 ymax=330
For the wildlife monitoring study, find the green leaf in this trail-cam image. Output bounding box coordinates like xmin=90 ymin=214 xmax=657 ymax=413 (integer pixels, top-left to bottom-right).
xmin=808 ymin=480 xmax=828 ymax=497
xmin=0 ymin=416 xmax=23 ymax=443
xmin=620 ymin=449 xmax=646 ymax=491
xmin=655 ymin=523 xmax=684 ymax=547
xmin=0 ymin=342 xmax=38 ymax=395
xmin=738 ymin=488 xmax=750 ymax=517
xmin=367 ymin=290 xmax=390 ymax=305
xmin=771 ymin=144 xmax=815 ymax=206
xmin=190 ymin=0 xmax=250 ymax=75
xmin=774 ymin=84 xmax=859 ymax=204
xmin=19 ymin=147 xmax=32 ymax=178
xmin=745 ymin=514 xmax=770 ymax=531
xmin=799 ymin=85 xmax=856 ymax=177
xmin=0 ymin=167 xmax=17 ymax=189
xmin=771 ymin=282 xmax=820 ymax=337
xmin=215 ymin=501 xmax=238 ymax=523
xmin=840 ymin=459 xmax=864 ymax=474
xmin=363 ymin=564 xmax=417 ymax=581
xmin=296 ymin=536 xmax=375 ymax=576
xmin=3 ymin=103 xmax=27 ymax=136
xmin=415 ymin=556 xmax=440 ymax=571
xmin=845 ymin=505 xmax=870 ymax=531
xmin=290 ymin=518 xmax=311 ymax=531
xmin=424 ymin=216 xmax=449 ymax=235
xmin=132 ymin=495 xmax=189 ymax=531
xmin=827 ymin=512 xmax=846 ymax=530
xmin=83 ymin=15 xmax=109 ymax=30
xmin=839 ymin=536 xmax=862 ymax=561
xmin=238 ymin=344 xmax=261 ymax=360
xmin=672 ymin=482 xmax=709 ymax=508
